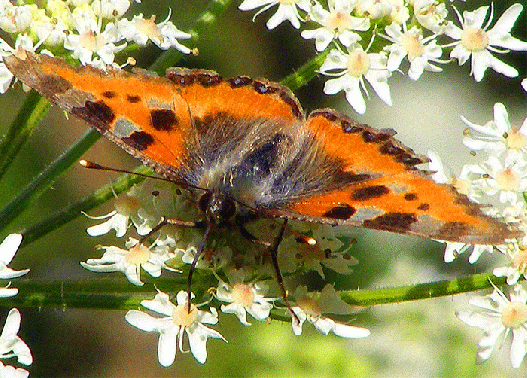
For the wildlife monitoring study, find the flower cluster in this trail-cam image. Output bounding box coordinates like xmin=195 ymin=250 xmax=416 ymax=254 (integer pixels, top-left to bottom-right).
xmin=428 ymin=100 xmax=527 ymax=368
xmin=0 ymin=0 xmax=191 ymax=92
xmin=0 ymin=234 xmax=32 ymax=375
xmin=239 ymin=1 xmax=527 ymax=114
xmin=80 ymin=179 xmax=369 ymax=366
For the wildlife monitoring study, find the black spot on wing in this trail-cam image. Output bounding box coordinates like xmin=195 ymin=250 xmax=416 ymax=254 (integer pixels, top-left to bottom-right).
xmin=121 ymin=131 xmax=154 ymax=151
xmin=166 ymin=72 xmax=196 ymax=86
xmin=363 ymin=212 xmax=417 ymax=232
xmin=197 ymin=72 xmax=223 ymax=87
xmin=72 ymin=100 xmax=115 ymax=132
xmin=127 ymin=95 xmax=141 ymax=103
xmin=362 ymin=130 xmax=392 ymax=143
xmin=228 ymin=76 xmax=252 ymax=88
xmin=404 ymin=193 xmax=418 ymax=201
xmin=150 ymin=109 xmax=178 ymax=131
xmin=351 ymin=185 xmax=390 ymax=201
xmin=323 ymin=204 xmax=356 ymax=220
xmin=253 ymin=80 xmax=279 ymax=95
xmin=102 ymin=91 xmax=116 ymax=98
xmin=379 ymin=141 xmax=427 ymax=167
xmin=417 ymin=203 xmax=430 ymax=211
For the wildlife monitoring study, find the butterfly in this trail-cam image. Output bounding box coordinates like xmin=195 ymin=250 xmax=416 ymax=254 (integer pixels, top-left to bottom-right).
xmin=4 ymin=50 xmax=516 ymax=252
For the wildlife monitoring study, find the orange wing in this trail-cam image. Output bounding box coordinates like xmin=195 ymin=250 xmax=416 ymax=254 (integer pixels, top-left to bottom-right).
xmin=280 ymin=110 xmax=516 ymax=244
xmin=3 ymin=51 xmax=302 ymax=180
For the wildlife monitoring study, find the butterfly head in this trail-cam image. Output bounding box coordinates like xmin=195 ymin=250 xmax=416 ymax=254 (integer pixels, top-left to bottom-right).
xmin=198 ymin=191 xmax=237 ymax=223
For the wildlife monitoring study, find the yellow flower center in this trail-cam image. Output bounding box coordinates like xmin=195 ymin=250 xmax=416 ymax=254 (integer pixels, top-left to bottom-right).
xmin=501 ymin=302 xmax=527 ymax=329
xmin=495 ymin=168 xmax=520 ymax=191
xmin=125 ymin=244 xmax=150 ymax=265
xmin=135 ymin=15 xmax=163 ymax=43
xmin=506 ymin=129 xmax=527 ymax=150
xmin=513 ymin=247 xmax=527 ymax=273
xmin=401 ymin=32 xmax=424 ymax=58
xmin=346 ymin=50 xmax=370 ymax=77
xmin=172 ymin=302 xmax=199 ymax=328
xmin=460 ymin=27 xmax=488 ymax=52
xmin=230 ymin=283 xmax=255 ymax=307
xmin=79 ymin=31 xmax=105 ymax=52
xmin=325 ymin=11 xmax=352 ymax=32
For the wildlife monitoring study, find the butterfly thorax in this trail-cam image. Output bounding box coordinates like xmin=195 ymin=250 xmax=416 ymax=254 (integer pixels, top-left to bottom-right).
xmin=179 ymin=115 xmax=353 ymax=214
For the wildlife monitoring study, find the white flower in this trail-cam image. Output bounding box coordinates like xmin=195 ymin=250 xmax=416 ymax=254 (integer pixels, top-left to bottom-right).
xmin=442 ymin=242 xmax=494 ymax=264
xmin=301 ymin=0 xmax=369 ymax=52
xmin=383 ymin=23 xmax=446 ymax=80
xmin=118 ymin=13 xmax=191 ymax=53
xmin=291 ymin=285 xmax=370 ymax=338
xmin=320 ymin=44 xmax=391 ymax=114
xmin=457 ymin=285 xmax=527 ymax=368
xmin=0 ymin=361 xmax=29 ymax=378
xmin=239 ymin=0 xmax=311 ymax=30
xmin=279 ymin=223 xmax=357 ymax=278
xmin=493 ymin=238 xmax=527 ymax=285
xmin=522 ymin=78 xmax=527 ymax=92
xmin=81 ymin=238 xmax=176 ymax=286
xmin=86 ymin=193 xmax=156 ymax=237
xmin=444 ymin=4 xmax=527 ymax=82
xmin=125 ymin=291 xmax=225 ymax=366
xmin=388 ymin=0 xmax=409 ymax=24
xmin=63 ymin=6 xmax=125 ymax=66
xmin=472 ymin=156 xmax=527 ymax=204
xmin=0 ymin=234 xmax=30 ymax=280
xmin=216 ymin=270 xmax=274 ymax=325
xmin=356 ymin=0 xmax=392 ymax=19
xmin=427 ymin=150 xmax=482 ymax=202
xmin=0 ymin=3 xmax=32 ymax=33
xmin=0 ymin=309 xmax=32 ymax=366
xmin=91 ymin=0 xmax=131 ymax=18
xmin=412 ymin=0 xmax=448 ymax=33
xmin=463 ymin=103 xmax=527 ymax=161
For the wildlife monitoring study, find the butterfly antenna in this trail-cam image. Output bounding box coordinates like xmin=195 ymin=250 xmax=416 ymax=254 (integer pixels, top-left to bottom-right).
xmin=79 ymin=160 xmax=204 ymax=191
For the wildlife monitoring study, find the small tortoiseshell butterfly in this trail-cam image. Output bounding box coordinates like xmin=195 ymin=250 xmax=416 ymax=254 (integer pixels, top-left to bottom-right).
xmin=4 ymin=50 xmax=517 ymax=250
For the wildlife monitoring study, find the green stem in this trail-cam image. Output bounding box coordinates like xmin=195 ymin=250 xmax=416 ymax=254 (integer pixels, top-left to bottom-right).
xmin=0 ymin=273 xmax=506 ymax=312
xmin=0 ymin=129 xmax=101 ymax=232
xmin=280 ymin=49 xmax=329 ymax=91
xmin=0 ymin=93 xmax=50 ymax=181
xmin=339 ymin=272 xmax=506 ymax=308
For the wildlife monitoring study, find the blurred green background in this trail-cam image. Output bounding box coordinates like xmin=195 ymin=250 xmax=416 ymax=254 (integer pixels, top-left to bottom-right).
xmin=0 ymin=0 xmax=526 ymax=376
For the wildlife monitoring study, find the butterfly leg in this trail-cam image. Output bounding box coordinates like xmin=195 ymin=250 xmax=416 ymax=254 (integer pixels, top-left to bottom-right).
xmin=236 ymin=218 xmax=299 ymax=321
xmin=268 ymin=220 xmax=300 ymax=323
xmin=139 ymin=217 xmax=204 ymax=245
xmin=187 ymin=220 xmax=213 ymax=312
xmin=138 ymin=217 xmax=208 ymax=312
